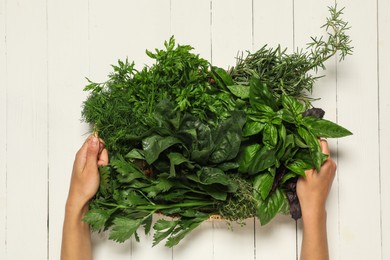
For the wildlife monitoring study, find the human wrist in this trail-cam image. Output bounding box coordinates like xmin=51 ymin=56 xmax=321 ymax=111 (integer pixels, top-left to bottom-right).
xmin=65 ymin=197 xmax=89 ymax=220
xmin=301 ymin=206 xmax=327 ymax=224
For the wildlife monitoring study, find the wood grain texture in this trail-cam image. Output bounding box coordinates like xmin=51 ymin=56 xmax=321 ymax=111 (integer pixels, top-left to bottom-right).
xmin=378 ymin=0 xmax=390 ymax=258
xmin=1 ymin=1 xmax=388 ymax=259
xmin=211 ymin=0 xmax=252 ymax=68
xmin=89 ymin=0 xmax=171 ymax=81
xmin=253 ymin=0 xmax=294 ymax=49
xmin=0 ymin=0 xmax=7 ymax=258
xmin=337 ymin=1 xmax=382 ymax=259
xmin=5 ymin=0 xmax=48 ymax=259
xmin=170 ymin=0 xmax=212 ymax=61
xmin=47 ymin=0 xmax=90 ymax=259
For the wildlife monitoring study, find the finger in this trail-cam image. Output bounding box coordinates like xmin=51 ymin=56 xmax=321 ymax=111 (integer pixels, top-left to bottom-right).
xmin=85 ymin=136 xmax=100 ymax=170
xmin=319 ymin=139 xmax=330 ymax=156
xmin=98 ymin=148 xmax=109 ymax=166
xmin=98 ymin=138 xmax=105 ymax=155
xmin=74 ymin=136 xmax=94 ymax=172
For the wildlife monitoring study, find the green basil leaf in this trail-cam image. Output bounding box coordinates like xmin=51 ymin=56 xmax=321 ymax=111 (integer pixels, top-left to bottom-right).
xmin=227 ymin=84 xmax=250 ymax=99
xmin=278 ymin=108 xmax=296 ymax=123
xmin=279 ymin=124 xmax=287 ymax=144
xmin=254 ymin=172 xmax=275 ymax=200
xmin=302 ymin=116 xmax=352 ymax=138
xmin=286 ymin=159 xmax=313 ymax=176
xmin=238 ymin=143 xmax=262 ymax=173
xmin=263 ymin=124 xmax=278 ymax=148
xmin=255 ymin=188 xmax=287 ymax=225
xmin=297 ymin=127 xmax=322 ymax=171
xmin=243 ymin=121 xmax=265 ymax=137
xmin=248 ymin=146 xmax=277 ymax=174
xmin=249 ymin=77 xmax=278 ymax=111
xmin=211 ymin=66 xmax=234 ymax=88
xmin=276 ymin=134 xmax=295 ymax=161
xmin=281 ymin=94 xmax=305 ymax=115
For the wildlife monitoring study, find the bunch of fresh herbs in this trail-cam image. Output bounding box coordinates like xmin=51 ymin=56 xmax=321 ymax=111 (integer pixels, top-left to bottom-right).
xmin=82 ymin=5 xmax=352 ymax=247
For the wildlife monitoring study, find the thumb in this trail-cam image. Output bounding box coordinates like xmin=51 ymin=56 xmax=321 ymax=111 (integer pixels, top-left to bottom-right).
xmin=85 ymin=136 xmax=100 ymax=169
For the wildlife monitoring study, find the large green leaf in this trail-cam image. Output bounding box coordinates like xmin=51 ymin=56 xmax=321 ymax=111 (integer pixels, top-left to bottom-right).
xmin=83 ymin=208 xmax=113 ymax=231
xmin=227 ymin=84 xmax=250 ymax=99
xmin=249 ymin=77 xmax=278 ymax=111
xmin=262 ymin=123 xmax=278 ymax=148
xmin=297 ymin=127 xmax=323 ymax=172
xmin=153 ymin=219 xmax=179 ymax=247
xmin=302 ymin=116 xmax=352 ymax=138
xmin=211 ymin=66 xmax=234 ymax=88
xmin=242 ymin=121 xmax=264 ymax=137
xmin=253 ymin=172 xmax=275 ymax=200
xmin=168 ymin=152 xmax=193 ymax=177
xmin=286 ymin=159 xmax=313 ymax=176
xmin=248 ymin=146 xmax=277 ymax=174
xmin=238 ymin=143 xmax=262 ymax=173
xmin=255 ymin=188 xmax=287 ymax=225
xmin=209 ymin=112 xmax=245 ymax=164
xmin=142 ymin=135 xmax=182 ymax=164
xmin=109 ymin=217 xmax=143 ymax=243
xmin=281 ymin=94 xmax=305 ymax=115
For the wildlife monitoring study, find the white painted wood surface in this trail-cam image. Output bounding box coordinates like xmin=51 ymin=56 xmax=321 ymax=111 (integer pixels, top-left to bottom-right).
xmin=0 ymin=0 xmax=7 ymax=259
xmin=1 ymin=1 xmax=388 ymax=259
xmin=378 ymin=0 xmax=390 ymax=259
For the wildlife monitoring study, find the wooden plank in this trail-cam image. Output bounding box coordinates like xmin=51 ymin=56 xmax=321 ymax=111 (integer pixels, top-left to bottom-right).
xmin=378 ymin=0 xmax=390 ymax=258
xmin=130 ymin=215 xmax=172 ymax=260
xmin=253 ymin=0 xmax=294 ymax=49
xmin=293 ymin=1 xmax=340 ymax=259
xmin=253 ymin=2 xmax=296 ymax=259
xmin=211 ymin=1 xmax=255 ymax=259
xmin=5 ymin=0 xmax=48 ymax=259
xmin=336 ymin=1 xmax=382 ymax=259
xmin=46 ymin=0 xmax=91 ymax=259
xmin=170 ymin=0 xmax=212 ymax=61
xmin=88 ymin=1 xmax=171 ymax=259
xmin=89 ymin=0 xmax=171 ymax=81
xmin=172 ymin=220 xmax=213 ymax=260
xmin=0 ymin=0 xmax=7 ymax=258
xmin=211 ymin=0 xmax=252 ymax=69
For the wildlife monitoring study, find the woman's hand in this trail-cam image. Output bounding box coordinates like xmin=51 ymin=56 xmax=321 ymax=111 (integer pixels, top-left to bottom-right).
xmin=297 ymin=139 xmax=336 ymax=260
xmin=61 ymin=135 xmax=108 ymax=260
xmin=297 ymin=139 xmax=336 ymax=217
xmin=66 ymin=135 xmax=108 ymax=211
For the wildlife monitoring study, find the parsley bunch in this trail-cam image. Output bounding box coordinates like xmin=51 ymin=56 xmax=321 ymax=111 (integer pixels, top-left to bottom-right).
xmin=82 ymin=5 xmax=352 ymax=247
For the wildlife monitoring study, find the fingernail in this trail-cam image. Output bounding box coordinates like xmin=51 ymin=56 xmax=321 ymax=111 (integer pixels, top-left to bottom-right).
xmin=91 ymin=137 xmax=98 ymax=146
